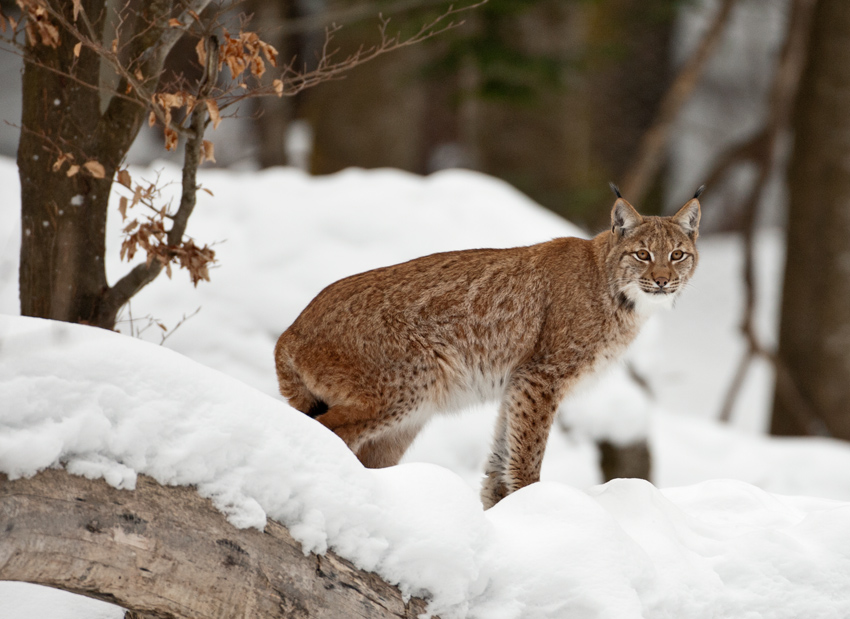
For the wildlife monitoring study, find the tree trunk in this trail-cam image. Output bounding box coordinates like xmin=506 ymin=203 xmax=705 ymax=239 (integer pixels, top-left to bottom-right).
xmin=598 ymin=440 xmax=651 ymax=482
xmin=17 ymin=0 xmax=200 ymax=330
xmin=0 ymin=469 xmax=430 ymax=619
xmin=17 ymin=0 xmax=113 ymax=326
xmin=771 ymin=0 xmax=850 ymax=438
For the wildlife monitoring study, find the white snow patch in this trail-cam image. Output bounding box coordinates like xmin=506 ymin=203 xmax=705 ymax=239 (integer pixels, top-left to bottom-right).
xmin=2 ymin=157 xmax=850 ymax=617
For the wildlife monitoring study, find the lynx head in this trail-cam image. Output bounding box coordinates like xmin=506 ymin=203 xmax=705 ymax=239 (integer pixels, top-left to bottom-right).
xmin=605 ymin=184 xmax=702 ymax=312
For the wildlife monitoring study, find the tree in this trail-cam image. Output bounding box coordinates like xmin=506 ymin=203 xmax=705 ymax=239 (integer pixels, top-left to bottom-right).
xmin=4 ymin=0 xmax=473 ymax=330
xmin=0 ymin=469 xmax=429 ymax=618
xmin=772 ymin=0 xmax=850 ymax=438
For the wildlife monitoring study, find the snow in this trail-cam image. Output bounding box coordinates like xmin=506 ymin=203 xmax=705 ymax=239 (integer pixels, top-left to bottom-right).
xmin=2 ymin=156 xmax=850 ymax=617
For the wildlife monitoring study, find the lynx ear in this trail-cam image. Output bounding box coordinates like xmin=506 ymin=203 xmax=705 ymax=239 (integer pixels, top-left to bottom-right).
xmin=611 ymin=198 xmax=642 ymax=237
xmin=672 ymin=197 xmax=701 ymax=238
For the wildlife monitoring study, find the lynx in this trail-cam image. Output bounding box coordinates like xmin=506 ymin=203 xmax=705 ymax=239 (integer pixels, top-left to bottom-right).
xmin=275 ymin=186 xmax=702 ymax=508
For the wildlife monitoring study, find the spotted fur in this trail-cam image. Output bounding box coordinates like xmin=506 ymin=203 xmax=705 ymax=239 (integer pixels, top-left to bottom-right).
xmin=275 ymin=194 xmax=701 ymax=508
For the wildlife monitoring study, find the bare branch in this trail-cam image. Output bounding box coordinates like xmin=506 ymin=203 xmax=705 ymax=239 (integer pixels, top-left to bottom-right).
xmin=104 ymin=36 xmax=220 ymax=317
xmin=277 ymin=0 xmax=463 ymax=35
xmin=220 ymin=1 xmax=485 ymax=109
xmin=159 ymin=306 xmax=201 ymax=345
xmin=620 ymin=0 xmax=737 ymax=204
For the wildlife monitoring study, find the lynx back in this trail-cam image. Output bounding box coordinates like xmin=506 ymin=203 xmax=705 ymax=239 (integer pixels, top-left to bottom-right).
xmin=275 ymin=190 xmax=701 ymax=508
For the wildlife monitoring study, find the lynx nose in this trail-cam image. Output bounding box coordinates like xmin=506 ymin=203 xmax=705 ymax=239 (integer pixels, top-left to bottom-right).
xmin=654 ymin=276 xmax=669 ymax=288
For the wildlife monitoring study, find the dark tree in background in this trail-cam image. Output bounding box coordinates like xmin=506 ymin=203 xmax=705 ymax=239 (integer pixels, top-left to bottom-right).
xmin=286 ymin=0 xmax=674 ymax=230
xmin=772 ymin=0 xmax=850 ymax=439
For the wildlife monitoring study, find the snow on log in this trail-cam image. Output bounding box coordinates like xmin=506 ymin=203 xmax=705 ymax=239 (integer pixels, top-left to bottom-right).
xmin=0 ymin=469 xmax=429 ymax=619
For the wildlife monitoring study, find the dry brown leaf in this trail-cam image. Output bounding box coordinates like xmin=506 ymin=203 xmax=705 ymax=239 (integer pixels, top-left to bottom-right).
xmin=148 ymin=110 xmax=156 ymax=127
xmin=202 ymin=140 xmax=215 ymax=164
xmin=117 ymin=169 xmax=132 ymax=188
xmin=66 ymin=164 xmax=80 ymax=177
xmin=73 ymin=41 xmax=81 ymax=57
xmin=168 ymin=18 xmax=182 ymax=27
xmin=134 ymin=69 xmax=144 ymax=82
xmin=52 ymin=152 xmax=72 ymax=172
xmin=24 ymin=5 xmax=60 ymax=49
xmin=164 ymin=127 xmax=178 ymax=151
xmin=111 ymin=38 xmax=117 ymax=53
xmin=83 ymin=160 xmax=105 ymax=179
xmin=43 ymin=22 xmax=59 ymax=48
xmin=205 ymin=99 xmax=221 ymax=129
xmin=118 ymin=196 xmax=128 ymax=221
xmin=0 ymin=14 xmax=6 ymax=34
xmin=250 ymin=55 xmax=265 ymax=78
xmin=132 ymin=185 xmax=142 ymax=207
xmin=273 ymin=79 xmax=283 ymax=97
xmin=259 ymin=41 xmax=278 ymax=67
xmin=195 ymin=37 xmax=207 ymax=67
xmin=72 ymin=0 xmax=81 ymax=21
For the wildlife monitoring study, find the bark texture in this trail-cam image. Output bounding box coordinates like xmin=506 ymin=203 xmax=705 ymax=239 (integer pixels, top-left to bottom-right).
xmin=18 ymin=0 xmax=112 ymax=325
xmin=772 ymin=0 xmax=850 ymax=438
xmin=17 ymin=0 xmax=210 ymax=329
xmin=0 ymin=469 xmax=429 ymax=619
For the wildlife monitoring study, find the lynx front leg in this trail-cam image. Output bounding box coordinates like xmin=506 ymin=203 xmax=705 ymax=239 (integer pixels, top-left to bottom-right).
xmin=481 ymin=369 xmax=562 ymax=508
xmin=481 ymin=407 xmax=511 ymax=509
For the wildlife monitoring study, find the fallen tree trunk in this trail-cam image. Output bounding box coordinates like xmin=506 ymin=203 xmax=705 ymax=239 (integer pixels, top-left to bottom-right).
xmin=0 ymin=469 xmax=429 ymax=618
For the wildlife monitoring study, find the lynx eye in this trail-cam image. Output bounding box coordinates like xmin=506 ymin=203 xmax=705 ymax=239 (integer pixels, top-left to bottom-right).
xmin=671 ymin=249 xmax=685 ymax=261
xmin=634 ymin=250 xmax=651 ymax=261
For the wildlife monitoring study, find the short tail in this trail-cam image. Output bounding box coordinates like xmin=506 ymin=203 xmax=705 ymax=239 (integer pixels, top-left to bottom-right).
xmin=305 ymin=400 xmax=329 ymax=418
xmin=274 ymin=332 xmax=328 ymax=418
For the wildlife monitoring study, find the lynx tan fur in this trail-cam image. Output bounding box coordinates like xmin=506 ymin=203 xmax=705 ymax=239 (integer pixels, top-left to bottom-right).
xmin=275 ymin=190 xmax=701 ymax=508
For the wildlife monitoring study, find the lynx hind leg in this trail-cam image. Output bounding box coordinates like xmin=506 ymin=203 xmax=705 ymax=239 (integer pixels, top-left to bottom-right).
xmin=481 ymin=369 xmax=562 ymax=508
xmin=356 ymin=424 xmax=422 ymax=469
xmin=311 ymin=403 xmax=380 ymax=454
xmin=275 ymin=334 xmax=423 ymax=468
xmin=274 ymin=335 xmax=323 ymax=414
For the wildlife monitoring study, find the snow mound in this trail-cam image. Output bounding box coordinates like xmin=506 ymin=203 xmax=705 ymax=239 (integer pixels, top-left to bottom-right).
xmin=3 ymin=314 xmax=850 ymax=618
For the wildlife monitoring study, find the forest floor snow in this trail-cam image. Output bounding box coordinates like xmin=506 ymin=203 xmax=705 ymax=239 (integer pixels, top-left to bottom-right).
xmin=2 ymin=158 xmax=850 ymax=617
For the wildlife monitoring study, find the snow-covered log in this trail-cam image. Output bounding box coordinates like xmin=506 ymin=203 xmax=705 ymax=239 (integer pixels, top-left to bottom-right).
xmin=0 ymin=469 xmax=428 ymax=619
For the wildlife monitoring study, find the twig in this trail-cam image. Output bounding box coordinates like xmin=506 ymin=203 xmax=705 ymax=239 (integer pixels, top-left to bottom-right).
xmin=218 ymin=0 xmax=486 ymax=109
xmin=160 ymin=306 xmax=201 ymax=345
xmin=103 ymin=36 xmax=219 ymax=320
xmin=620 ymin=0 xmax=738 ymax=204
xmin=275 ymin=0 xmax=465 ymax=35
xmin=115 ymin=305 xmax=202 ymax=345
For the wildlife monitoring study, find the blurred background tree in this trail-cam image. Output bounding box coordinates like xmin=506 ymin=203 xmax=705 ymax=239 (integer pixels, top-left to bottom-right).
xmin=772 ymin=0 xmax=850 ymax=440
xmin=248 ymin=0 xmax=676 ymax=229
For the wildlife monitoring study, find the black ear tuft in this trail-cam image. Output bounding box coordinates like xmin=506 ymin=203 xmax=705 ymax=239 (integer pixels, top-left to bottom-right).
xmin=608 ymin=182 xmax=622 ymax=199
xmin=611 ymin=198 xmax=643 ymax=237
xmin=693 ymin=184 xmax=706 ymax=200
